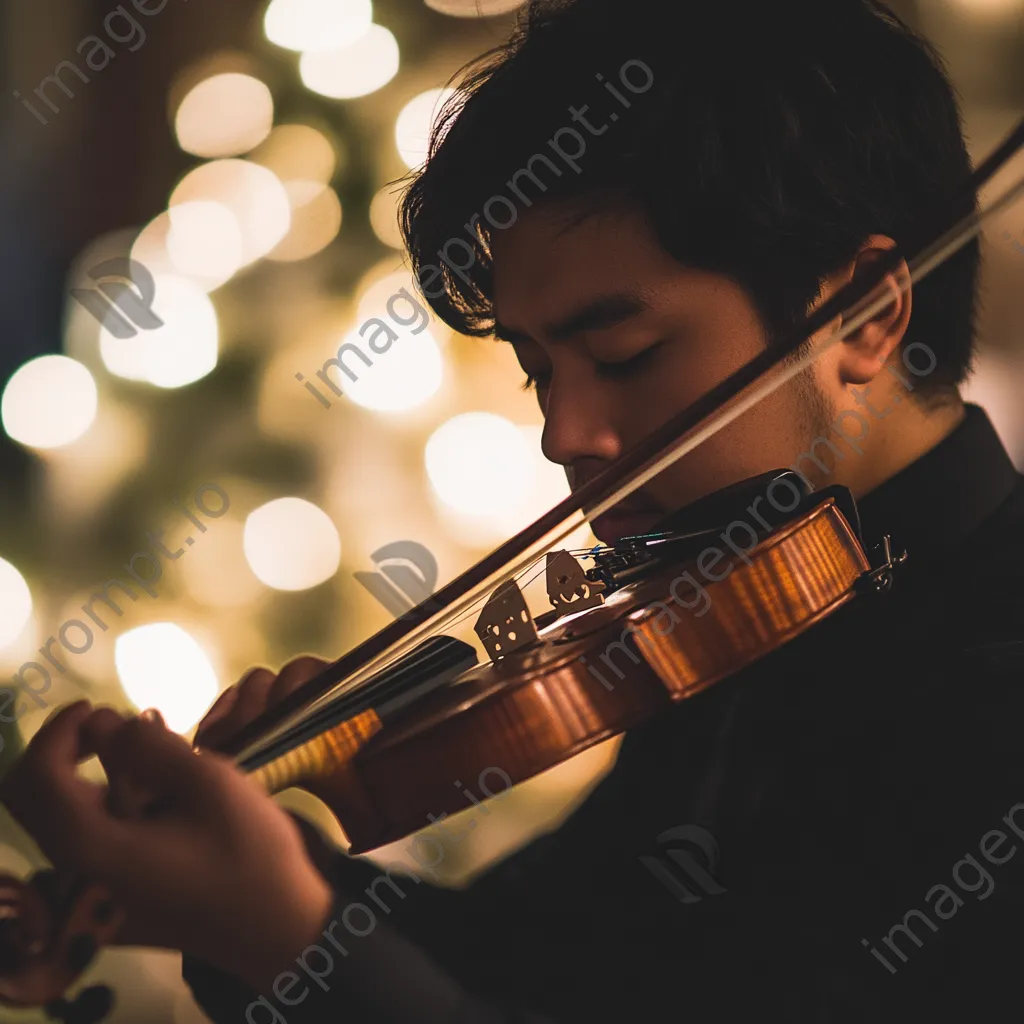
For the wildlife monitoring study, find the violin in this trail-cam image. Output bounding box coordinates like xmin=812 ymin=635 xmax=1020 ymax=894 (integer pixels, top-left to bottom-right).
xmin=3 ymin=114 xmax=1024 ymax=1020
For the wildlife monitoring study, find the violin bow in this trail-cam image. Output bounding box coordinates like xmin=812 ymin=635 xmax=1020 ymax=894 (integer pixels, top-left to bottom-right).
xmin=223 ymin=115 xmax=1024 ymax=766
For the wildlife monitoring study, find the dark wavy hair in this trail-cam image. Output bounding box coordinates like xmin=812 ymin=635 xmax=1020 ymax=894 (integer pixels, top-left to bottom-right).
xmin=400 ymin=0 xmax=979 ymax=396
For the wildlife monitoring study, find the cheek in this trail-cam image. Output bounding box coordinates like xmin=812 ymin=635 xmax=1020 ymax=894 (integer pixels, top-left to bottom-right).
xmin=640 ymin=374 xmax=810 ymax=509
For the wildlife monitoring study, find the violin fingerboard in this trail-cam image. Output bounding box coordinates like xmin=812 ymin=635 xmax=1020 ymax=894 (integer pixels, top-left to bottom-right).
xmin=248 ymin=709 xmax=383 ymax=795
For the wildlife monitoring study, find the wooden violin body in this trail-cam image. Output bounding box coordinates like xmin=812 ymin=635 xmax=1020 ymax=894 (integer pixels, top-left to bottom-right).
xmin=0 ymin=484 xmax=895 ymax=1013
xmin=298 ymin=492 xmax=874 ymax=852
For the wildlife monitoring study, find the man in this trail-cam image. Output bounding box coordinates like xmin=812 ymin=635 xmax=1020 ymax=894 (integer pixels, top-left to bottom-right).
xmin=5 ymin=0 xmax=1024 ymax=1020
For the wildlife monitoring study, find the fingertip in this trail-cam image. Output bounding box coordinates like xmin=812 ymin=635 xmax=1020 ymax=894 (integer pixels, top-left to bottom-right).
xmin=41 ymin=699 xmax=93 ymax=727
xmin=29 ymin=700 xmax=96 ymax=756
xmin=140 ymin=708 xmax=166 ymax=728
xmin=78 ymin=707 xmax=131 ymax=754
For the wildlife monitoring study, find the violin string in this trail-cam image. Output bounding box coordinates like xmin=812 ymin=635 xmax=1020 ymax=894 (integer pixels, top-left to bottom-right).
xmin=247 ymin=554 xmax=556 ymax=764
xmin=234 ymin=119 xmax=1024 ymax=766
xmin=429 ymin=555 xmax=550 ymax=634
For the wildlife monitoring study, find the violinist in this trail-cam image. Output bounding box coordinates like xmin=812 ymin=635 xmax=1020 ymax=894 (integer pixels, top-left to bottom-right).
xmin=6 ymin=0 xmax=1024 ymax=1020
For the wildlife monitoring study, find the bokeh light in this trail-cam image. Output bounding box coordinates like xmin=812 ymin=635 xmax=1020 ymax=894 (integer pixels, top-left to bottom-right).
xmin=1 ymin=355 xmax=98 ymax=449
xmin=174 ymin=73 xmax=274 ymax=158
xmin=395 ymin=87 xmax=457 ymax=169
xmin=426 ymin=412 xmax=532 ymax=518
xmin=369 ymin=185 xmax=404 ymax=249
xmin=268 ymin=182 xmax=343 ymax=262
xmin=340 ymin=326 xmax=444 ymax=411
xmin=170 ymin=160 xmax=291 ymax=266
xmin=299 ymin=23 xmax=399 ymax=99
xmin=115 ymin=623 xmax=220 ymax=733
xmin=0 ymin=558 xmax=33 ymax=650
xmin=248 ymin=124 xmax=338 ymax=185
xmin=133 ymin=205 xmax=244 ymax=292
xmin=98 ymin=274 xmax=218 ymax=388
xmin=166 ymin=201 xmax=245 ymax=285
xmin=355 ymin=268 xmax=431 ymax=324
xmin=518 ymin=424 xmax=595 ymax=549
xmin=424 ymin=0 xmax=525 ymax=14
xmin=264 ymin=0 xmax=373 ymax=52
xmin=243 ymin=497 xmax=342 ymax=590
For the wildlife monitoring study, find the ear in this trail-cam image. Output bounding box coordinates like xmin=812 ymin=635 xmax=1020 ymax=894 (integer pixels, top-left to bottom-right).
xmin=818 ymin=234 xmax=912 ymax=387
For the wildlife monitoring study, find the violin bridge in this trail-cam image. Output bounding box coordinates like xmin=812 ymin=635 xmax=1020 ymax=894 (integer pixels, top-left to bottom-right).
xmin=474 ymin=579 xmax=538 ymax=661
xmin=545 ymin=550 xmax=605 ymax=616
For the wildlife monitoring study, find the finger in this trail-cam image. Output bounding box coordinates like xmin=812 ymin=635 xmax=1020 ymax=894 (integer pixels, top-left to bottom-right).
xmin=77 ymin=707 xmax=161 ymax=817
xmin=92 ymin=716 xmax=220 ymax=813
xmin=0 ymin=701 xmax=95 ymax=813
xmin=195 ymin=669 xmax=274 ymax=750
xmin=0 ymin=703 xmax=117 ymax=864
xmin=268 ymin=656 xmax=329 ymax=708
xmin=79 ymin=706 xmax=133 ymax=754
xmin=193 ymin=685 xmax=241 ymax=748
xmin=50 ymin=706 xmax=161 ymax=820
xmin=140 ymin=707 xmax=166 ymax=728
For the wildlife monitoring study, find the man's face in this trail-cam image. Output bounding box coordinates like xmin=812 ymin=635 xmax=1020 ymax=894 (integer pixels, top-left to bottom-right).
xmin=490 ymin=201 xmax=830 ymax=543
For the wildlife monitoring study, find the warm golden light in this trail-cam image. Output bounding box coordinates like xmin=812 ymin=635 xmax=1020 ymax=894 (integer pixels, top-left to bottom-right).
xmin=395 ymin=87 xmax=457 ymax=169
xmin=181 ymin=519 xmax=264 ymax=608
xmin=248 ymin=124 xmax=338 ymax=186
xmin=369 ymin=185 xmax=404 ymax=249
xmin=170 ymin=160 xmax=291 ymax=265
xmin=342 ymin=326 xmax=444 ymax=412
xmin=299 ymin=23 xmax=399 ymax=99
xmin=355 ymin=268 xmax=426 ymax=324
xmin=166 ymin=200 xmax=245 ymax=287
xmin=424 ymin=0 xmax=525 ymax=14
xmin=426 ymin=413 xmax=532 ymax=518
xmin=264 ymin=0 xmax=373 ymax=52
xmin=0 ymin=558 xmax=33 ymax=650
xmin=115 ymin=623 xmax=220 ymax=734
xmin=174 ymin=73 xmax=274 ymax=158
xmin=268 ymin=182 xmax=343 ymax=261
xmin=130 ymin=211 xmax=177 ymax=283
xmin=98 ymin=274 xmax=218 ymax=388
xmin=243 ymin=497 xmax=341 ymax=590
xmin=519 ymin=424 xmax=595 ymax=549
xmin=948 ymin=0 xmax=1022 ymax=20
xmin=1 ymin=355 xmax=98 ymax=449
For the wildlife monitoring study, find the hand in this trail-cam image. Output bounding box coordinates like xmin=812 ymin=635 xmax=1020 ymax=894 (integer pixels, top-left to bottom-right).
xmin=194 ymin=657 xmax=355 ymax=819
xmin=194 ymin=656 xmax=329 ymax=753
xmin=0 ymin=702 xmax=333 ymax=991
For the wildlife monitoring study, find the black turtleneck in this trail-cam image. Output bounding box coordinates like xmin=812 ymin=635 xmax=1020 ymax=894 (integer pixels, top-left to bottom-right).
xmin=185 ymin=403 xmax=1024 ymax=1024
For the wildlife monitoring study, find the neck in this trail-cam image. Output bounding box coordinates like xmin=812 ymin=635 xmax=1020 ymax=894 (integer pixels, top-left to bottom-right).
xmin=839 ymin=386 xmax=965 ymax=500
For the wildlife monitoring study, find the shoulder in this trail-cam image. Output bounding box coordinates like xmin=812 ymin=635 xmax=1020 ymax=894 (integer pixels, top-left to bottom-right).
xmin=938 ymin=473 xmax=1024 ymax=647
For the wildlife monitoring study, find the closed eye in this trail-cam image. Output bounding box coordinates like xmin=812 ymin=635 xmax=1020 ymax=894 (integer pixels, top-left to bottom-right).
xmin=521 ymin=343 xmax=663 ymax=392
xmin=594 ymin=342 xmax=663 ymax=380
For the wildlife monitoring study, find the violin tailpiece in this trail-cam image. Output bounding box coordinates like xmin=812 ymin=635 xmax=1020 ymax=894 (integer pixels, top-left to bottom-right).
xmin=249 ymin=709 xmax=383 ymax=795
xmin=473 ymin=579 xmax=538 ymax=661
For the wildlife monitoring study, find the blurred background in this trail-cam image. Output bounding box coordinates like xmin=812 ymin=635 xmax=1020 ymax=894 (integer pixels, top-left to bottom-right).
xmin=0 ymin=0 xmax=1022 ymax=1019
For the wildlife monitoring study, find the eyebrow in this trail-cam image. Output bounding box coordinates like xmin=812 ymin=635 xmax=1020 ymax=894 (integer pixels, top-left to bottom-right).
xmin=493 ymin=290 xmax=649 ymax=344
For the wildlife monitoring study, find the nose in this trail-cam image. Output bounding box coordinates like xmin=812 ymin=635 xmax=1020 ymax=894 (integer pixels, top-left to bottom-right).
xmin=539 ymin=368 xmax=623 ymax=469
